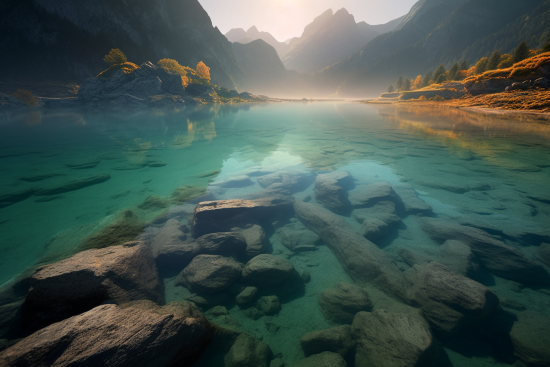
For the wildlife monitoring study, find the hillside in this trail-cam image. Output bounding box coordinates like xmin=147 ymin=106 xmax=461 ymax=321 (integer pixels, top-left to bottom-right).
xmin=225 ymin=26 xmax=289 ymax=57
xmin=319 ymin=0 xmax=550 ymax=97
xmin=0 ymin=0 xmax=286 ymax=95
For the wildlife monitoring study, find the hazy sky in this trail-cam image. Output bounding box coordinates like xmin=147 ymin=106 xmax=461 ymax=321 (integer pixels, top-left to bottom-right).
xmin=198 ymin=0 xmax=418 ymax=41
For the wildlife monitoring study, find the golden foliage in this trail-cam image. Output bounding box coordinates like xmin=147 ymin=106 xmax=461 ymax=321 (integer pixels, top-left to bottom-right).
xmin=96 ymin=62 xmax=139 ymax=78
xmin=11 ymin=89 xmax=39 ymax=106
xmin=157 ymin=59 xmax=190 ymax=87
xmin=465 ymin=51 xmax=550 ymax=83
xmin=196 ymin=61 xmax=211 ymax=81
xmin=497 ymin=54 xmax=514 ymax=69
xmin=412 ymin=75 xmax=423 ymax=90
xmin=103 ymin=48 xmax=127 ymax=65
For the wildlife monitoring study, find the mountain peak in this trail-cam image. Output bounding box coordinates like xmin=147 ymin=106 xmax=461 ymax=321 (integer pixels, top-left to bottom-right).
xmin=247 ymin=25 xmax=259 ymax=33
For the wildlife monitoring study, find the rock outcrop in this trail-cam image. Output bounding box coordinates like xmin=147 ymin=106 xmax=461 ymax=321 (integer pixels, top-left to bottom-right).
xmin=176 ymin=255 xmax=243 ymax=294
xmin=0 ymin=301 xmax=214 ymax=367
xmin=314 ymin=171 xmax=354 ymax=214
xmin=318 ymin=283 xmax=373 ymax=324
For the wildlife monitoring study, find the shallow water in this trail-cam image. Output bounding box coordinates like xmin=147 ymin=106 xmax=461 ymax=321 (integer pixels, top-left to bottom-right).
xmin=1 ymin=102 xmax=550 ymax=366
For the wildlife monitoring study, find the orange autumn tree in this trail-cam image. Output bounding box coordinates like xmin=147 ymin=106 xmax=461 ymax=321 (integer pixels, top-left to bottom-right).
xmin=158 ymin=58 xmax=190 ymax=87
xmin=412 ymin=75 xmax=423 ymax=90
xmin=196 ymin=61 xmax=211 ymax=81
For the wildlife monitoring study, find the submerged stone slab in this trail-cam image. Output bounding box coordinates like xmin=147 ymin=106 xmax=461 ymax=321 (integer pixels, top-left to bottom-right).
xmin=242 ymin=254 xmax=294 ymax=287
xmin=510 ymin=312 xmax=550 ymax=367
xmin=438 ymin=240 xmax=480 ymax=279
xmin=349 ymin=182 xmax=396 ymax=208
xmin=352 ymin=200 xmax=401 ymax=242
xmin=192 ymin=197 xmax=293 ymax=237
xmin=314 ymin=171 xmax=354 ymax=214
xmin=257 ymin=170 xmax=314 ymax=193
xmin=300 ymin=325 xmax=355 ymax=357
xmin=197 ymin=232 xmax=247 ymax=256
xmin=294 ymin=202 xmax=409 ymax=299
xmin=539 ymin=243 xmax=550 ymax=267
xmin=352 ymin=310 xmax=437 ymax=367
xmin=393 ymin=183 xmax=432 ymax=215
xmin=0 ymin=301 xmax=214 ymax=367
xmin=276 ymin=222 xmax=320 ymax=252
xmin=412 ymin=262 xmax=499 ymax=335
xmin=318 ymin=283 xmax=373 ymax=324
xmin=211 ymin=175 xmax=253 ymax=188
xmin=235 ymin=225 xmax=268 ymax=258
xmin=421 ymin=218 xmax=550 ymax=285
xmin=177 ymin=255 xmax=243 ymax=294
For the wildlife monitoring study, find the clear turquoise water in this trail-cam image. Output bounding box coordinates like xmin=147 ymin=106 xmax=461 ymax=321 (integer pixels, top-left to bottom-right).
xmin=1 ymin=103 xmax=550 ymax=366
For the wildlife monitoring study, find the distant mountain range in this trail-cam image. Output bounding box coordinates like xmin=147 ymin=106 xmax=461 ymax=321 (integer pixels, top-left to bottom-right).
xmin=224 ymin=9 xmax=404 ymax=74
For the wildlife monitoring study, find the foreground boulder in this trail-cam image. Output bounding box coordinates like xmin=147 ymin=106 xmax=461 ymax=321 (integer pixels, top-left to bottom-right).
xmin=300 ymin=325 xmax=355 ymax=357
xmin=352 ymin=310 xmax=437 ymax=367
xmin=197 ymin=232 xmax=247 ymax=256
xmin=318 ymin=283 xmax=373 ymax=324
xmin=295 ymin=352 xmax=347 ymax=367
xmin=0 ymin=301 xmax=214 ymax=367
xmin=176 ymin=255 xmax=243 ymax=294
xmin=510 ymin=312 xmax=550 ymax=367
xmin=421 ymin=218 xmax=550 ymax=285
xmin=294 ymin=202 xmax=409 ymax=299
xmin=352 ymin=200 xmax=401 ymax=242
xmin=412 ymin=262 xmax=499 ymax=335
xmin=192 ymin=197 xmax=293 ymax=237
xmin=314 ymin=171 xmax=354 ymax=214
xmin=234 ymin=225 xmax=268 ymax=258
xmin=146 ymin=219 xmax=199 ymax=268
xmin=22 ymin=242 xmax=162 ymax=333
xmin=242 ymin=254 xmax=294 ymax=287
xmin=224 ymin=334 xmax=272 ymax=367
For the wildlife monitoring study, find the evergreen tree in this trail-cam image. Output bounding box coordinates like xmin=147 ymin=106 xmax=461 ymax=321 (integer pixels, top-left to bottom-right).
xmin=436 ymin=74 xmax=447 ymax=84
xmin=459 ymin=60 xmax=469 ymax=70
xmin=396 ymin=76 xmax=403 ymax=91
xmin=513 ymin=41 xmax=530 ymax=63
xmin=103 ymin=48 xmax=127 ymax=65
xmin=387 ymin=84 xmax=395 ymax=93
xmin=475 ymin=57 xmax=489 ymax=74
xmin=423 ymin=70 xmax=433 ymax=87
xmin=433 ymin=64 xmax=446 ymax=83
xmin=448 ymin=62 xmax=459 ymax=80
xmin=487 ymin=51 xmax=502 ymax=70
xmin=403 ymin=78 xmax=411 ymax=91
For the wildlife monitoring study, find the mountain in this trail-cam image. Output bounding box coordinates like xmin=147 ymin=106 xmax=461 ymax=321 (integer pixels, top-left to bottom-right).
xmin=225 ymin=26 xmax=289 ymax=57
xmin=0 ymin=0 xmax=286 ymax=95
xmin=319 ymin=0 xmax=550 ymax=97
xmin=280 ymin=9 xmax=401 ymax=74
xmin=358 ymin=15 xmax=406 ymax=35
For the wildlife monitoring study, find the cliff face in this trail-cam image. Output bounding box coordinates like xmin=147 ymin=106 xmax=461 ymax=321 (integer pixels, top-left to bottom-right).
xmin=0 ymin=0 xmax=284 ymax=92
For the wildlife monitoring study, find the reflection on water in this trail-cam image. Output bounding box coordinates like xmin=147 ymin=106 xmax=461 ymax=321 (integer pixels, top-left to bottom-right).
xmin=1 ymin=103 xmax=550 ymax=367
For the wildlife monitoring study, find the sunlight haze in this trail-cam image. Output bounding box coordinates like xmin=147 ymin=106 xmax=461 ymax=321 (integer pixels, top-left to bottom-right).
xmin=198 ymin=0 xmax=418 ymax=41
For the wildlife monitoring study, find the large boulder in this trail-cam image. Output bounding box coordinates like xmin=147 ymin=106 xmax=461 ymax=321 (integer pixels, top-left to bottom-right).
xmin=295 ymin=352 xmax=347 ymax=367
xmin=438 ymin=240 xmax=480 ymax=279
xmin=234 ymin=225 xmax=268 ymax=258
xmin=534 ymin=77 xmax=550 ymax=89
xmin=147 ymin=219 xmax=199 ymax=268
xmin=352 ymin=200 xmax=401 ymax=242
xmin=300 ymin=325 xmax=355 ymax=357
xmin=192 ymin=197 xmax=293 ymax=237
xmin=352 ymin=310 xmax=437 ymax=367
xmin=0 ymin=301 xmax=214 ymax=367
xmin=314 ymin=171 xmax=354 ymax=214
xmin=22 ymin=242 xmax=162 ymax=333
xmin=421 ymin=218 xmax=550 ymax=285
xmin=412 ymin=262 xmax=499 ymax=335
xmin=197 ymin=232 xmax=247 ymax=256
xmin=256 ymin=295 xmax=281 ymax=315
xmin=510 ymin=312 xmax=550 ymax=367
xmin=242 ymin=254 xmax=294 ymax=287
xmin=393 ymin=184 xmax=432 ymax=215
xmin=176 ymin=255 xmax=243 ymax=294
xmin=276 ymin=221 xmax=320 ymax=252
xmin=318 ymin=283 xmax=373 ymax=324
xmin=224 ymin=334 xmax=272 ymax=367
xmin=349 ymin=182 xmax=396 ymax=208
xmin=294 ymin=202 xmax=409 ymax=299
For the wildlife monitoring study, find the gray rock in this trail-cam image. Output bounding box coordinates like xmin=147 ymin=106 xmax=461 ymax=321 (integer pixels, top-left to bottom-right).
xmin=185 ymin=292 xmax=231 ymax=308
xmin=225 ymin=334 xmax=273 ymax=367
xmin=295 ymin=352 xmax=347 ymax=367
xmin=236 ymin=286 xmax=258 ymax=306
xmin=106 ymin=76 xmax=162 ymax=98
xmin=256 ymin=296 xmax=281 ymax=315
xmin=421 ymin=218 xmax=550 ymax=285
xmin=510 ymin=312 xmax=550 ymax=367
xmin=412 ymin=262 xmax=499 ymax=335
xmin=24 ymin=242 xmax=162 ymax=332
xmin=0 ymin=301 xmax=214 ymax=367
xmin=242 ymin=254 xmax=294 ymax=287
xmin=300 ymin=325 xmax=355 ymax=357
xmin=294 ymin=202 xmax=409 ymax=299
xmin=393 ymin=183 xmax=432 ymax=215
xmin=500 ymin=298 xmax=526 ymax=311
xmin=192 ymin=198 xmax=294 ymax=237
xmin=352 ymin=200 xmax=401 ymax=242
xmin=211 ymin=175 xmax=253 ymax=188
xmin=349 ymin=182 xmax=396 ymax=208
xmin=78 ymin=78 xmax=105 ymax=99
xmin=397 ymin=247 xmax=431 ymax=268
xmin=186 ymin=84 xmax=216 ymax=99
xmin=177 ymin=255 xmax=243 ymax=294
xmin=510 ymin=82 xmax=530 ymax=91
xmin=538 ymin=243 xmax=550 ymax=267
xmin=161 ymin=74 xmax=187 ymax=96
xmin=352 ymin=310 xmax=437 ymax=367
xmin=534 ymin=77 xmax=550 ymax=89
xmin=438 ymin=240 xmax=480 ymax=279
xmin=318 ymin=283 xmax=373 ymax=324
xmin=314 ymin=171 xmax=354 ymax=214
xmin=276 ymin=222 xmax=320 ymax=252
xmin=235 ymin=225 xmax=268 ymax=258
xmin=147 ymin=219 xmax=199 ymax=267
xmin=34 ymin=174 xmax=111 ymax=196
xmin=270 ymin=358 xmax=285 ymax=367
xmin=197 ymin=232 xmax=247 ymax=256
xmin=205 ymin=305 xmax=229 ymax=317
xmin=257 ymin=170 xmax=314 ymax=193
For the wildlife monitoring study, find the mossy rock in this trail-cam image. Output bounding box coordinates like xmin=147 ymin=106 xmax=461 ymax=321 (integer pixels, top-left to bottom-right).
xmin=171 ymin=185 xmax=206 ymax=204
xmin=138 ymin=195 xmax=169 ymax=210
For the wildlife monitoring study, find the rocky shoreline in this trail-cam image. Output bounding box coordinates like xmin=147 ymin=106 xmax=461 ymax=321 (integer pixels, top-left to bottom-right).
xmin=1 ymin=167 xmax=549 ymax=366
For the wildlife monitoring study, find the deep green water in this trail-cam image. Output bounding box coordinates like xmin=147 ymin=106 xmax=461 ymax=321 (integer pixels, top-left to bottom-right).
xmin=1 ymin=102 xmax=550 ymax=366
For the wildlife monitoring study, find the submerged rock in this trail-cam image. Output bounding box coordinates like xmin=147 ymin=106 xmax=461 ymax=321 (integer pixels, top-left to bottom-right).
xmin=393 ymin=183 xmax=433 ymax=215
xmin=0 ymin=301 xmax=214 ymax=367
xmin=318 ymin=283 xmax=373 ymax=324
xmin=294 ymin=202 xmax=409 ymax=299
xmin=510 ymin=312 xmax=550 ymax=367
xmin=352 ymin=310 xmax=437 ymax=367
xmin=438 ymin=240 xmax=480 ymax=279
xmin=352 ymin=200 xmax=401 ymax=242
xmin=538 ymin=243 xmax=550 ymax=267
xmin=146 ymin=219 xmax=199 ymax=268
xmin=211 ymin=175 xmax=253 ymax=188
xmin=295 ymin=352 xmax=347 ymax=367
xmin=257 ymin=170 xmax=314 ymax=194
xmin=412 ymin=262 xmax=499 ymax=335
xmin=34 ymin=173 xmax=111 ymax=196
xmin=256 ymin=295 xmax=281 ymax=315
xmin=276 ymin=222 xmax=320 ymax=252
xmin=192 ymin=197 xmax=293 ymax=237
xmin=224 ymin=334 xmax=273 ymax=367
xmin=236 ymin=225 xmax=268 ymax=258
xmin=197 ymin=232 xmax=247 ymax=256
xmin=23 ymin=241 xmax=162 ymax=333
xmin=236 ymin=286 xmax=258 ymax=306
xmin=300 ymin=325 xmax=355 ymax=357
xmin=177 ymin=255 xmax=243 ymax=294
xmin=421 ymin=217 xmax=550 ymax=285
xmin=242 ymin=254 xmax=294 ymax=287
xmin=314 ymin=171 xmax=354 ymax=214
xmin=349 ymin=182 xmax=396 ymax=208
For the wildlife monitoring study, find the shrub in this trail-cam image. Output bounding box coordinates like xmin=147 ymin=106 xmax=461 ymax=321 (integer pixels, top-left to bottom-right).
xmin=498 ymin=54 xmax=514 ymax=69
xmin=430 ymin=95 xmax=445 ymax=102
xmin=412 ymin=75 xmax=423 ymax=90
xmin=11 ymin=89 xmax=39 ymax=106
xmin=196 ymin=61 xmax=211 ymax=81
xmin=418 ymin=95 xmax=427 ymax=101
xmin=103 ymin=48 xmax=127 ymax=65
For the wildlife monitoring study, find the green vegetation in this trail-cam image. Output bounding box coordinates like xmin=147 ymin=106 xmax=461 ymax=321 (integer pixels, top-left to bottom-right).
xmin=387 ymin=84 xmax=395 ymax=93
xmin=97 ymin=48 xmax=137 ymax=78
xmin=487 ymin=51 xmax=502 ymax=70
xmin=514 ymin=41 xmax=531 ymax=63
xmin=11 ymin=89 xmax=39 ymax=106
xmin=103 ymin=48 xmax=127 ymax=65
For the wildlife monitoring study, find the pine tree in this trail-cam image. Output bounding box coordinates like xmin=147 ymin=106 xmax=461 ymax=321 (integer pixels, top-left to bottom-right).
xmin=103 ymin=49 xmax=127 ymax=65
xmin=459 ymin=60 xmax=469 ymax=70
xmin=435 ymin=74 xmax=447 ymax=84
xmin=433 ymin=65 xmax=446 ymax=83
xmin=475 ymin=57 xmax=489 ymax=74
xmin=396 ymin=76 xmax=403 ymax=91
xmin=403 ymin=78 xmax=411 ymax=91
xmin=448 ymin=62 xmax=459 ymax=80
xmin=513 ymin=41 xmax=530 ymax=63
xmin=423 ymin=70 xmax=433 ymax=87
xmin=387 ymin=84 xmax=395 ymax=93
xmin=487 ymin=51 xmax=502 ymax=70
